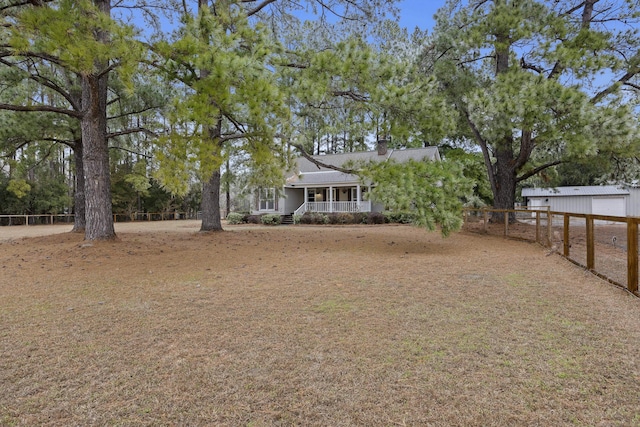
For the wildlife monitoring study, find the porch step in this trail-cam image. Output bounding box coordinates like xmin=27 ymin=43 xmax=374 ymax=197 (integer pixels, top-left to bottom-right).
xmin=281 ymin=214 xmax=294 ymax=225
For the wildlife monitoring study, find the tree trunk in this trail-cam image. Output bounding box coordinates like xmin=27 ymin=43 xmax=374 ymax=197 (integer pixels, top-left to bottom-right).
xmin=71 ymin=139 xmax=86 ymax=233
xmin=225 ymin=157 xmax=231 ymax=217
xmin=491 ymin=144 xmax=517 ymax=222
xmin=81 ymin=0 xmax=115 ymax=240
xmin=489 ymin=18 xmax=517 ymax=222
xmin=200 ymin=169 xmax=223 ymax=232
xmin=82 ymin=73 xmax=115 ymax=240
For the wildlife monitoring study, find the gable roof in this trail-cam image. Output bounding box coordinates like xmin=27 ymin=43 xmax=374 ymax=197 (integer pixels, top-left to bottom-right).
xmin=521 ymin=185 xmax=630 ymax=198
xmin=286 ymin=147 xmax=440 ymax=187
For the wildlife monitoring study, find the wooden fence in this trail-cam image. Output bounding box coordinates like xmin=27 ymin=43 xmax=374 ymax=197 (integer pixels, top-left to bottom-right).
xmin=463 ymin=207 xmax=639 ymax=297
xmin=0 ymin=212 xmax=199 ymax=226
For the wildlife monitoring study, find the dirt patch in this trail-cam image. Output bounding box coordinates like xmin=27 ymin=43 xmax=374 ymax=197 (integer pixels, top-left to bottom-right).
xmin=1 ymin=222 xmax=640 ymax=426
xmin=464 ymin=218 xmax=636 ymax=287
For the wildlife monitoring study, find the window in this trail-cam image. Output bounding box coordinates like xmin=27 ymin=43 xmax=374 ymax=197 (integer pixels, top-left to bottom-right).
xmin=259 ymin=188 xmax=275 ymax=211
xmin=307 ymin=188 xmax=323 ymax=202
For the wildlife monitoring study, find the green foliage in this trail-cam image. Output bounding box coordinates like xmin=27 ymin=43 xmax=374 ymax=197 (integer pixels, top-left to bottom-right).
xmin=0 ymin=172 xmax=71 ymax=215
xmin=260 ymin=214 xmax=282 ymax=225
xmin=283 ymin=31 xmax=456 ymax=153
xmin=431 ymin=0 xmax=640 ymax=208
xmin=226 ymin=212 xmax=245 ymax=224
xmin=6 ymin=179 xmax=30 ymax=199
xmin=383 ymin=211 xmax=417 ymax=224
xmin=360 ymin=159 xmax=473 ymax=236
xmin=8 ymin=0 xmax=142 ymax=86
xmin=153 ymin=5 xmax=289 ymax=196
xmin=441 ymin=147 xmax=492 ymax=206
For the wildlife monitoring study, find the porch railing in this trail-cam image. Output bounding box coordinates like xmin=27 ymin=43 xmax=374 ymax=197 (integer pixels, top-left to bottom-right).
xmin=294 ymin=201 xmax=371 ymax=216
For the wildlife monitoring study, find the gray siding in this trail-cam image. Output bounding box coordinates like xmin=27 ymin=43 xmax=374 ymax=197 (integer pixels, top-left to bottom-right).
xmin=628 ymin=189 xmax=640 ymax=217
xmin=528 ymin=194 xmax=640 ymax=217
xmin=284 ymin=188 xmax=304 ymax=215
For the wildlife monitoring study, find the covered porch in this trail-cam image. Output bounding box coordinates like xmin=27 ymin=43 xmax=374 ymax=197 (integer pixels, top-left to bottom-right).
xmin=292 ymin=185 xmax=372 ymax=216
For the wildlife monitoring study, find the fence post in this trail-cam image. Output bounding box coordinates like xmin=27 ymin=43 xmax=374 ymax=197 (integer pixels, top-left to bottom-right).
xmin=546 ymin=207 xmax=552 ymax=248
xmin=535 ymin=211 xmax=541 ymax=243
xmin=25 ymin=215 xmax=28 ymax=226
xmin=504 ymin=209 xmax=508 ymax=237
xmin=627 ymin=218 xmax=638 ymax=295
xmin=586 ymin=215 xmax=595 ymax=270
xmin=483 ymin=210 xmax=488 ymax=233
xmin=563 ymin=214 xmax=570 ymax=257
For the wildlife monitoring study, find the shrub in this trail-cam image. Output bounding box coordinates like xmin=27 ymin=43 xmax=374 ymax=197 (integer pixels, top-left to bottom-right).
xmin=300 ymin=212 xmax=329 ymax=224
xmin=226 ymin=212 xmax=245 ymax=224
xmin=292 ymin=214 xmax=302 ymax=224
xmin=327 ymin=212 xmax=354 ymax=224
xmin=245 ymin=214 xmax=262 ymax=224
xmin=366 ymin=212 xmax=385 ymax=224
xmin=299 ymin=212 xmax=314 ymax=224
xmin=384 ymin=211 xmax=417 ymax=224
xmin=261 ymin=214 xmax=282 ymax=225
xmin=353 ymin=212 xmax=368 ymax=224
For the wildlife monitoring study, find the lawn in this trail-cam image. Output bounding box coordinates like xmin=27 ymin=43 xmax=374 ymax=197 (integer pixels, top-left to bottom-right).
xmin=1 ymin=222 xmax=639 ymax=426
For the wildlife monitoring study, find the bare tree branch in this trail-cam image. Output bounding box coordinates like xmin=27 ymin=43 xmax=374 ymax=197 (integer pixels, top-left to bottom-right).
xmin=592 ymin=61 xmax=640 ymax=103
xmin=0 ymin=102 xmax=82 ymax=118
xmin=290 ymin=143 xmax=355 ymax=174
xmin=517 ymin=160 xmax=564 ymax=182
xmin=243 ymin=0 xmax=278 ymax=16
xmin=107 ymin=127 xmax=157 ymax=140
xmin=108 ymin=145 xmax=151 ymax=158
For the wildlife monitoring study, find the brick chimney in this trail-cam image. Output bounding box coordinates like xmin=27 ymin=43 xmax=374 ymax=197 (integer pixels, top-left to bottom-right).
xmin=377 ymin=138 xmax=388 ymax=156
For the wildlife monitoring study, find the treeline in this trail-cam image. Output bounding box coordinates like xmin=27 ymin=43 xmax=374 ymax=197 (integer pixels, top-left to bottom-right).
xmin=0 ymin=0 xmax=638 ymax=239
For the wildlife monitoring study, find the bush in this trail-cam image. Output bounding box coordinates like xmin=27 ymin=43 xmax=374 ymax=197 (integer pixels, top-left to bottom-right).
xmin=292 ymin=214 xmax=302 ymax=224
xmin=245 ymin=214 xmax=262 ymax=224
xmin=327 ymin=212 xmax=354 ymax=224
xmin=261 ymin=214 xmax=282 ymax=225
xmin=226 ymin=212 xmax=245 ymax=224
xmin=384 ymin=211 xmax=417 ymax=224
xmin=366 ymin=212 xmax=385 ymax=224
xmin=353 ymin=212 xmax=368 ymax=224
xmin=300 ymin=212 xmax=329 ymax=224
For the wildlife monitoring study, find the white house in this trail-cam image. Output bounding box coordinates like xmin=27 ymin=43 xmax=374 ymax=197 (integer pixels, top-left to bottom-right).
xmin=521 ymin=185 xmax=640 ymax=217
xmin=251 ymin=142 xmax=441 ymax=217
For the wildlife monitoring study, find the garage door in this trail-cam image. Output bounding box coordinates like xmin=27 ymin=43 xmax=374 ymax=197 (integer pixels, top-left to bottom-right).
xmin=592 ymin=197 xmax=626 ymax=217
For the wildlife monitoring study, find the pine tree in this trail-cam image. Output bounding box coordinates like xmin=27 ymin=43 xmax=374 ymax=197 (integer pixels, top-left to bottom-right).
xmin=430 ymin=0 xmax=640 ymax=219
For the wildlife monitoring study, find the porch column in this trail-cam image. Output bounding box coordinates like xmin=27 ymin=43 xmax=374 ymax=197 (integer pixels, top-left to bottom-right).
xmin=329 ymin=186 xmax=333 ymax=213
xmin=303 ymin=187 xmax=308 ymax=213
xmin=357 ymin=184 xmax=361 ymax=211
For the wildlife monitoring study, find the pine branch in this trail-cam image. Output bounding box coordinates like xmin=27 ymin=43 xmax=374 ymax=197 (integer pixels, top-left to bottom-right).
xmin=0 ymin=0 xmax=54 ymax=12
xmin=0 ymin=102 xmax=82 ymax=118
xmin=516 ymin=160 xmax=564 ymax=182
xmin=107 ymin=127 xmax=157 ymax=139
xmin=108 ymin=145 xmax=151 ymax=158
xmin=332 ymin=90 xmax=369 ymax=102
xmin=107 ymin=105 xmax=161 ymax=121
xmin=592 ymin=60 xmax=640 ymax=103
xmin=451 ymin=93 xmax=497 ymax=197
xmin=514 ymin=130 xmax=535 ymax=171
xmin=243 ymin=0 xmax=277 ymax=16
xmin=290 ymin=143 xmax=355 ymax=174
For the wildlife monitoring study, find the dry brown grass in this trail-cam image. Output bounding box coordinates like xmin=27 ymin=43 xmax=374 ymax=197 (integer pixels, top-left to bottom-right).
xmin=1 ymin=222 xmax=640 ymax=426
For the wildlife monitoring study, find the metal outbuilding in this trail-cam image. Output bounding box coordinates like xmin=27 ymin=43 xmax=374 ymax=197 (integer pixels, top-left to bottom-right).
xmin=521 ymin=185 xmax=640 ymax=217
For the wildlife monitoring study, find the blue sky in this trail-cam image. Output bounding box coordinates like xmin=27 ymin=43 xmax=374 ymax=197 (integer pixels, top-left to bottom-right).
xmin=397 ymin=0 xmax=444 ymax=32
